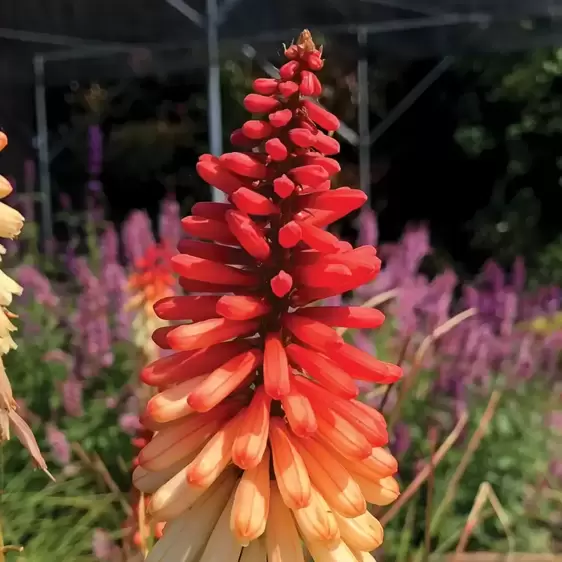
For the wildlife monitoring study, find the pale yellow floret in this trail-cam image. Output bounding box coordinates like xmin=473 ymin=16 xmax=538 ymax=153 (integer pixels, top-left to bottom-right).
xmin=0 ymin=201 xmax=24 ymax=239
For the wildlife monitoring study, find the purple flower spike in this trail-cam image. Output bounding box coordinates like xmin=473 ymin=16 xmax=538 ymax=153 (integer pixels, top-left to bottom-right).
xmin=123 ymin=210 xmax=155 ymax=265
xmin=46 ymin=423 xmax=71 ymax=466
xmin=62 ymin=376 xmax=84 ymax=417
xmin=159 ymin=196 xmax=182 ymax=250
xmin=119 ymin=413 xmax=142 ymax=435
xmin=15 ymin=265 xmax=59 ymax=308
xmin=88 ymin=125 xmax=104 ymax=177
xmin=392 ymin=423 xmax=411 ymax=456
xmin=356 ymin=207 xmax=379 ymax=247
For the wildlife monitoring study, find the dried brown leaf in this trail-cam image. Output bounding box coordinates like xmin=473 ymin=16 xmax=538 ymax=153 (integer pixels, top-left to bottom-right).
xmin=8 ymin=410 xmax=54 ymax=481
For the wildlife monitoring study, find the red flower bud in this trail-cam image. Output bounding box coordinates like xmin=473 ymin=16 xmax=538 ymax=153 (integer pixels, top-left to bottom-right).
xmin=192 ymin=201 xmax=232 ymax=220
xmin=286 ymin=343 xmax=357 ymax=399
xmin=299 ymin=119 xmax=317 ymax=133
xmin=302 ymin=99 xmax=340 ymax=131
xmin=167 ymin=320 xmax=261 ymax=353
xmin=279 ymin=60 xmax=300 ymax=80
xmin=154 ymin=294 xmax=222 ymax=321
xmin=232 ymin=187 xmax=279 ymax=216
xmin=243 ymin=93 xmax=281 ymax=113
xmin=196 ymin=160 xmax=244 ymax=195
xmin=300 ymin=71 xmax=322 ymax=96
xmin=269 ymin=108 xmax=293 ymax=128
xmin=177 ymin=239 xmax=252 ymax=266
xmin=181 ymin=215 xmax=239 ymax=245
xmin=299 ymin=187 xmax=367 ymax=213
xmin=284 ymin=45 xmax=300 ymax=59
xmin=220 ymin=152 xmax=268 ymax=179
xmin=171 ymin=254 xmax=258 ymax=287
xmin=199 ymin=153 xmax=218 ymax=163
xmin=306 ymin=53 xmax=324 ymax=70
xmin=311 ymin=74 xmax=323 ymax=96
xmin=265 ymin=138 xmax=288 ymax=161
xmin=263 ymin=333 xmax=291 ymax=399
xmin=288 ymin=128 xmax=315 ymax=148
xmin=252 ymin=78 xmax=278 ymax=95
xmin=216 ymin=295 xmax=271 ymax=321
xmin=278 ymin=81 xmax=299 ymax=98
xmin=300 ymin=179 xmax=331 ymax=194
xmin=311 ymin=132 xmax=340 ymax=155
xmin=273 ymin=175 xmax=296 ymax=198
xmin=270 ymin=270 xmax=293 ymax=297
xmin=225 ymin=210 xmax=271 ymax=260
xmin=327 ymin=343 xmax=403 ymax=384
xmin=299 ymin=221 xmax=341 ymax=253
xmin=278 ymin=221 xmax=302 ymax=248
xmin=152 ymin=326 xmax=174 ymax=349
xmin=283 ymin=313 xmax=344 ymax=353
xmin=301 ymin=153 xmax=341 ymax=175
xmin=289 ymin=165 xmax=329 ymax=187
xmin=299 ymin=70 xmax=317 ymax=96
xmin=230 ymin=128 xmax=257 ymax=147
xmin=242 ymin=120 xmax=273 ymax=140
xmin=296 ymin=306 xmax=385 ymax=330
xmin=296 ymin=263 xmax=353 ymax=288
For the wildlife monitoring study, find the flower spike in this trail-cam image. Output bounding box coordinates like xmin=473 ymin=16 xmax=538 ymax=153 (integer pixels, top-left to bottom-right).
xmin=135 ymin=30 xmax=402 ymax=561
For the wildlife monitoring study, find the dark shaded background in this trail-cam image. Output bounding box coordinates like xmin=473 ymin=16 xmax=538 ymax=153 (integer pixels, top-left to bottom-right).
xmin=2 ymin=14 xmax=562 ymax=284
xmin=33 ymin=48 xmax=562 ymax=283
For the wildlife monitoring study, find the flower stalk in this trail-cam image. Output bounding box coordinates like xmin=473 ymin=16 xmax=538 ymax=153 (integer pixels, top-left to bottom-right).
xmin=135 ymin=30 xmax=402 ymax=561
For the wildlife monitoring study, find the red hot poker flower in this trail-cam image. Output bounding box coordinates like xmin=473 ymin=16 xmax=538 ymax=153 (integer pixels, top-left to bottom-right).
xmin=135 ymin=29 xmax=402 ymax=562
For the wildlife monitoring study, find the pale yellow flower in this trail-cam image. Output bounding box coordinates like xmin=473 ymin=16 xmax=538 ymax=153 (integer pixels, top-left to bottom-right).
xmin=0 ymin=175 xmax=13 ymax=199
xmin=0 ymin=268 xmax=23 ymax=307
xmin=0 ymin=304 xmax=17 ymax=354
xmin=0 ymin=201 xmax=24 ymax=239
xmin=0 ymin=153 xmax=24 ymax=240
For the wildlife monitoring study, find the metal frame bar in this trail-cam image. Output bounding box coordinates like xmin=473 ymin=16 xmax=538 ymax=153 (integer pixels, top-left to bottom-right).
xmin=33 ymin=55 xmax=52 ymax=245
xmin=357 ymin=27 xmax=371 ymax=198
xmin=21 ymin=2 xmax=494 ymax=237
xmin=206 ymin=0 xmax=226 ymax=202
xmin=33 ymin=13 xmax=492 ymax=63
xmin=164 ymin=0 xmax=205 ymax=27
xmin=165 ymin=0 xmax=227 ymax=202
xmin=218 ymin=0 xmax=244 ymax=25
xmin=359 ymin=0 xmax=443 ymax=16
xmin=0 ymin=27 xmax=131 ymax=48
xmin=367 ymin=55 xmax=455 ymax=145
